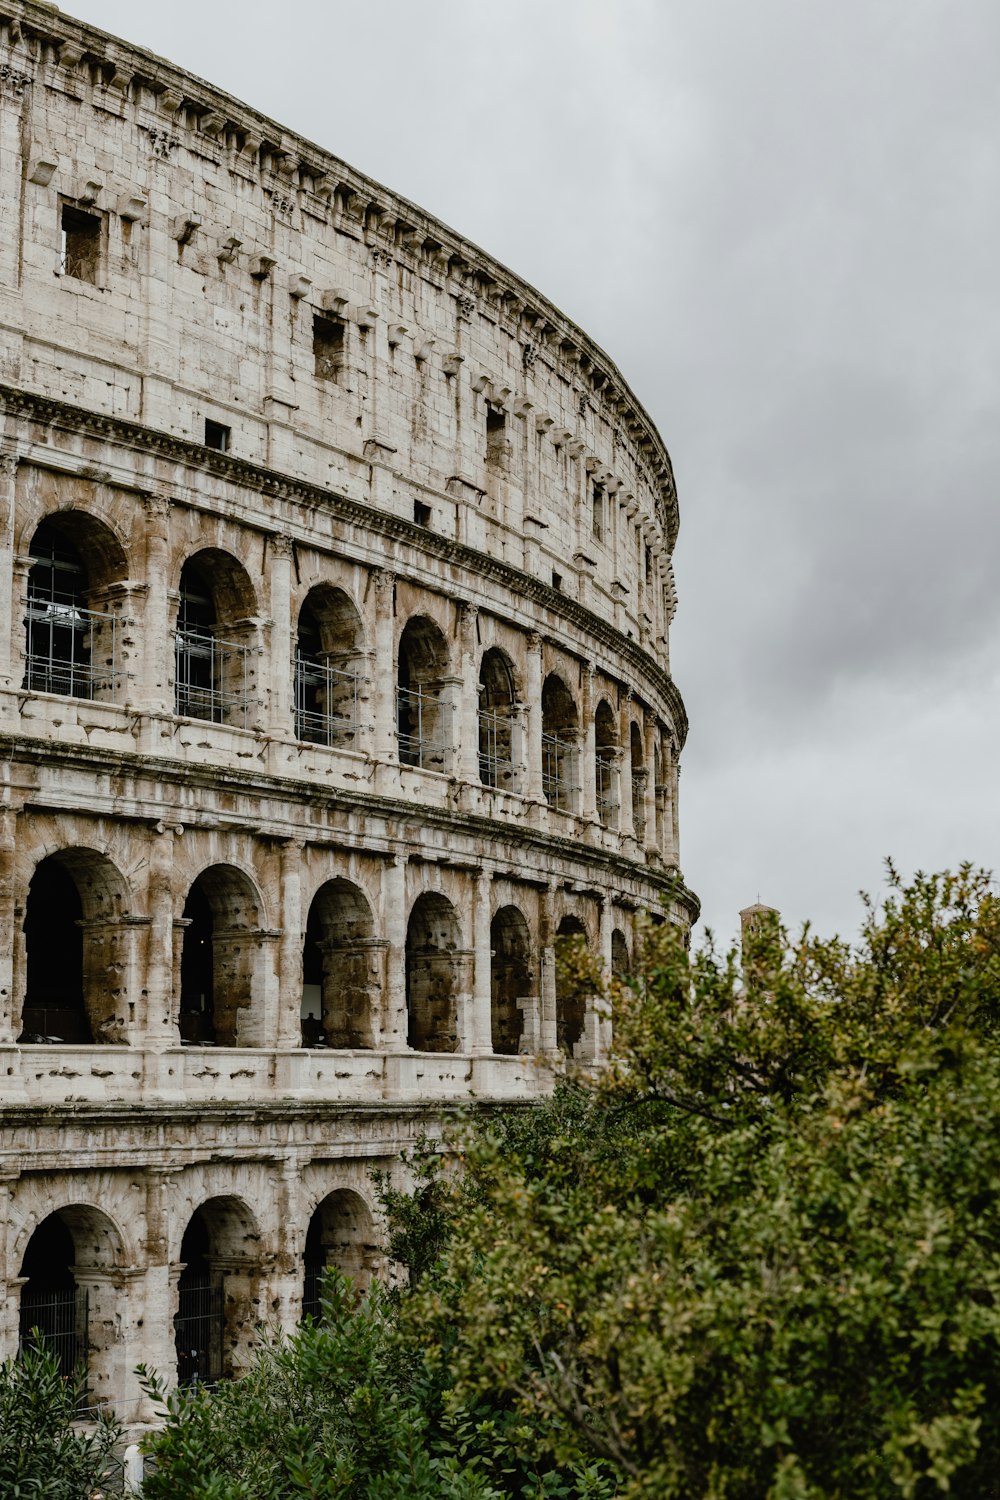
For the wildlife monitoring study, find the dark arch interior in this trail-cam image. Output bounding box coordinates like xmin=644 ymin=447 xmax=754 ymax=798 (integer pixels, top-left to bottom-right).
xmin=176 ymin=1207 xmax=221 ymax=1386
xmin=397 ymin=616 xmax=449 ymax=770
xmin=490 ymin=906 xmax=530 ymax=1055
xmin=302 ymin=1189 xmax=377 ymax=1318
xmin=179 ymin=867 xmax=262 ymax=1047
xmin=19 ymin=1213 xmax=84 ymax=1382
xmin=541 ymin=674 xmax=578 ymax=810
xmin=180 ymin=881 xmax=215 ymax=1044
xmin=175 ymin=552 xmax=256 ymax=726
xmin=20 ymin=858 xmax=88 ymax=1044
xmin=302 ymin=880 xmax=377 ymax=1049
xmin=478 ymin=649 xmax=516 ymax=789
xmin=555 ymin=914 xmax=588 ymax=1055
xmin=595 ymin=700 xmax=617 ymax=824
xmin=405 ymin=892 xmax=460 ymax=1052
xmin=295 ymin=587 xmax=364 ymax=747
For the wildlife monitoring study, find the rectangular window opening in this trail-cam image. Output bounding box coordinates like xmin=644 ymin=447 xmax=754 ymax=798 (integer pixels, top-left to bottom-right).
xmin=486 ymin=405 xmax=507 ymax=467
xmin=551 ymin=571 xmax=563 ymax=592
xmin=204 ymin=419 xmax=231 ymax=452
xmin=313 ymin=315 xmax=345 ymax=381
xmin=592 ymin=482 xmax=604 ymax=543
xmin=414 ymin=499 xmax=432 ymax=527
xmin=59 ymin=203 xmax=102 ymax=284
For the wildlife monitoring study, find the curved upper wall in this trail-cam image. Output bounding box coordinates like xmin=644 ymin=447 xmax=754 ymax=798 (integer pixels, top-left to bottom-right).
xmin=0 ymin=0 xmax=680 ymax=677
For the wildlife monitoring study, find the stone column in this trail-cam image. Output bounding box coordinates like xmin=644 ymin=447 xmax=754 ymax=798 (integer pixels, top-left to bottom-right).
xmin=0 ymin=450 xmax=18 ymax=693
xmin=596 ymin=898 xmax=614 ymax=1062
xmin=524 ymin=633 xmax=543 ymax=802
xmin=146 ymin=825 xmax=178 ymax=1047
xmin=381 ymin=854 xmax=407 ymax=1048
xmin=371 ymin=570 xmax=396 ymax=762
xmin=539 ymin=884 xmax=558 ymax=1054
xmin=268 ymin=534 xmax=293 ymax=740
xmin=0 ymin=809 xmax=16 ymax=1045
xmin=618 ymin=692 xmax=635 ymax=840
xmin=643 ymin=716 xmax=658 ymax=857
xmin=9 ymin=554 xmax=30 ymax=700
xmin=581 ymin=663 xmax=597 ymax=821
xmin=457 ymin=603 xmax=480 ymax=785
xmin=471 ymin=868 xmax=492 ymax=1054
xmin=671 ymin=754 xmax=681 ymax=868
xmin=277 ymin=839 xmax=304 ymax=1049
xmin=139 ymin=493 xmax=172 ymax=715
xmin=0 ymin=1173 xmax=17 ymax=1362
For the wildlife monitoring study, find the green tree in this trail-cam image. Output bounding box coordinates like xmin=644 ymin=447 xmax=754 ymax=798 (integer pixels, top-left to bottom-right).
xmin=395 ymin=865 xmax=1000 ymax=1498
xmin=0 ymin=1343 xmax=121 ymax=1500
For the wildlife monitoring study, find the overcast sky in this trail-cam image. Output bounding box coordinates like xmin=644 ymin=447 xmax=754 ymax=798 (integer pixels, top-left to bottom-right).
xmin=75 ymin=0 xmax=1000 ymax=945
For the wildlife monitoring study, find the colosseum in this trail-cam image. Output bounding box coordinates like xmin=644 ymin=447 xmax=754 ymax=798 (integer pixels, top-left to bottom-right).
xmin=0 ymin=0 xmax=695 ymax=1424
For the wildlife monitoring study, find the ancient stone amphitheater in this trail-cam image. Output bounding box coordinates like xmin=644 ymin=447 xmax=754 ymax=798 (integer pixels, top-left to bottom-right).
xmin=0 ymin=0 xmax=694 ymax=1422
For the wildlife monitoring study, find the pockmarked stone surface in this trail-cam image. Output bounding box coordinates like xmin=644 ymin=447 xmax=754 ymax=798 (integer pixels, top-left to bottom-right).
xmin=0 ymin=0 xmax=696 ymax=1425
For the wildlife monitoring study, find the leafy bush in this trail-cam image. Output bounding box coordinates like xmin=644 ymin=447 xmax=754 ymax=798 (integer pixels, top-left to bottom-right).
xmin=0 ymin=1343 xmax=120 ymax=1500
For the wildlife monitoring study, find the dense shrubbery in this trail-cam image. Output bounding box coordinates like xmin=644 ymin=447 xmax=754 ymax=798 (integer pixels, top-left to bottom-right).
xmin=21 ymin=863 xmax=1000 ymax=1498
xmin=0 ymin=1343 xmax=120 ymax=1499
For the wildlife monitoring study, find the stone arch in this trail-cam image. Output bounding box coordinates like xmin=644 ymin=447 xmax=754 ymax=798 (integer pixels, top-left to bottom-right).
xmin=630 ymin=721 xmax=646 ymax=841
xmin=175 ymin=549 xmax=259 ymax=727
xmin=490 ymin=904 xmax=531 ymax=1055
xmin=175 ymin=1194 xmax=261 ymax=1384
xmin=23 ymin=510 xmax=129 ymax=702
xmin=302 ymin=1188 xmax=379 ymax=1317
xmin=595 ymin=698 xmax=618 ymax=827
xmin=611 ymin=927 xmax=631 ymax=981
xmin=478 ymin=646 xmax=519 ymax=790
xmin=541 ymin=673 xmax=579 ymax=811
xmin=302 ymin=878 xmax=381 ymax=1049
xmin=405 ymin=891 xmax=462 ymax=1052
xmin=555 ymin=913 xmax=589 ymax=1055
xmin=294 ymin=584 xmax=366 ymax=748
xmin=18 ymin=1202 xmax=127 ymax=1405
xmin=18 ymin=847 xmax=132 ymax=1045
xmin=397 ymin=614 xmax=451 ymax=771
xmin=179 ymin=864 xmax=268 ymax=1047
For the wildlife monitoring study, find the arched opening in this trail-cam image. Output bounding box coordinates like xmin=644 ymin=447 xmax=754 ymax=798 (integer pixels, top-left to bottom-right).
xmin=654 ymin=741 xmax=665 ymax=851
xmin=175 ymin=1196 xmax=260 ymax=1385
xmin=179 ymin=865 xmax=266 ymax=1047
xmin=294 ymin=585 xmax=365 ymax=748
xmin=490 ymin=905 xmax=531 ymax=1055
xmin=175 ymin=551 xmax=258 ymax=727
xmin=301 ymin=880 xmax=380 ymax=1049
xmin=397 ymin=615 xmax=450 ymax=771
xmin=405 ymin=892 xmax=461 ymax=1052
xmin=23 ymin=512 xmax=127 ymax=702
xmin=19 ymin=1204 xmax=126 ymax=1405
xmin=19 ymin=848 xmax=131 ymax=1045
xmin=555 ymin=914 xmax=588 ymax=1055
xmin=302 ymin=1189 xmax=378 ymax=1318
xmin=595 ymin=700 xmax=618 ymax=827
xmin=541 ymin=674 xmax=579 ymax=812
xmin=478 ymin=648 xmax=518 ymax=791
xmin=611 ymin=927 xmax=630 ymax=981
xmin=630 ymin=722 xmax=646 ymax=842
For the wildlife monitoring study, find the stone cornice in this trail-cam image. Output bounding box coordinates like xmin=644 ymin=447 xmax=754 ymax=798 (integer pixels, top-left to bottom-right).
xmin=0 ymin=381 xmax=689 ymax=746
xmin=0 ymin=0 xmax=679 ymax=547
xmin=7 ymin=730 xmax=700 ymax=921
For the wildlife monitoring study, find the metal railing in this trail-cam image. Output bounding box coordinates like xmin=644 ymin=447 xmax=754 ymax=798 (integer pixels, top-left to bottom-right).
xmin=478 ymin=707 xmax=516 ymax=790
xmin=397 ymin=685 xmax=450 ymax=771
xmin=294 ymin=656 xmax=364 ymax=747
xmin=175 ymin=1278 xmax=224 ymax=1386
xmin=596 ymin=754 xmax=617 ymax=824
xmin=19 ymin=1286 xmax=88 ymax=1381
xmin=542 ymin=732 xmax=579 ymax=811
xmin=23 ymin=601 xmax=119 ymax=700
xmin=175 ymin=628 xmax=255 ymax=727
xmin=632 ymin=775 xmax=646 ymax=843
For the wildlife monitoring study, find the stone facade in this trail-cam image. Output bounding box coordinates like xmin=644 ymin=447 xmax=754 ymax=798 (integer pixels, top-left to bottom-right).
xmin=0 ymin=0 xmax=695 ymax=1425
